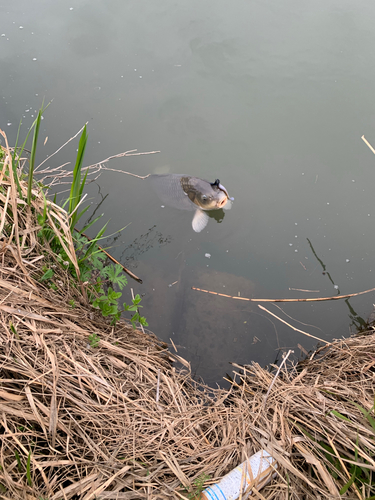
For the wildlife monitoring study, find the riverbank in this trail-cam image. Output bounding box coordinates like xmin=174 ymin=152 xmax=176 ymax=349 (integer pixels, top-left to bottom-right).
xmin=1 ymin=127 xmax=374 ymax=499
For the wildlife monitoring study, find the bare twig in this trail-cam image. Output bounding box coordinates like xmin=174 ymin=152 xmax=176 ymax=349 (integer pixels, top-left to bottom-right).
xmin=258 ymin=305 xmax=328 ymax=344
xmin=263 ymin=349 xmax=293 ymax=405
xmin=361 ymin=135 xmax=375 ymax=155
xmin=192 ymin=286 xmax=375 ymax=303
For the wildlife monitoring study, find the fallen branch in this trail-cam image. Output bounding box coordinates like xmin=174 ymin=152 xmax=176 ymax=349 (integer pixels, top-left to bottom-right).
xmin=191 ymin=286 xmax=375 ymax=303
xmin=258 ymin=305 xmax=328 ymax=344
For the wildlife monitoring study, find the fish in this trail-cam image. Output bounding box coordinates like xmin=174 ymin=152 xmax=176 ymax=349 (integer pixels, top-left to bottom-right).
xmin=149 ymin=174 xmax=234 ymax=232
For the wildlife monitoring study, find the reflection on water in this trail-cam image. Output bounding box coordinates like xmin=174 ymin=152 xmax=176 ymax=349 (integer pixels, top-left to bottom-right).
xmin=307 ymin=237 xmax=367 ymax=333
xmin=207 ymin=208 xmax=226 ymax=224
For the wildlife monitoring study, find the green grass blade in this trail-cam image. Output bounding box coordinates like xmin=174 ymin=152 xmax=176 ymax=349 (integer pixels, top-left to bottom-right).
xmin=351 ymin=401 xmax=375 ymax=434
xmin=329 ymin=410 xmax=351 ymax=422
xmin=340 ymin=473 xmax=356 ymax=495
xmin=78 ymin=168 xmax=88 ymax=200
xmin=12 ymin=118 xmax=22 ymax=162
xmin=14 ymin=122 xmax=35 ymax=170
xmin=14 ymin=450 xmax=22 ymax=472
xmin=69 ymin=124 xmax=88 ymax=228
xmin=14 ymin=101 xmax=49 ymax=172
xmin=26 ymin=451 xmax=32 ymax=487
xmin=74 ymin=204 xmax=90 ymax=226
xmin=80 ymin=214 xmax=103 ymax=233
xmin=27 ymin=108 xmax=42 ymax=205
xmin=79 ymin=222 xmax=109 ymax=262
xmin=11 ymin=118 xmax=24 ymax=199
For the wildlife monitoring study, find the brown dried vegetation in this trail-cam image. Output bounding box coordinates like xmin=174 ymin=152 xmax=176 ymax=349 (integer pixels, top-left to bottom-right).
xmin=0 ymin=130 xmax=375 ymax=499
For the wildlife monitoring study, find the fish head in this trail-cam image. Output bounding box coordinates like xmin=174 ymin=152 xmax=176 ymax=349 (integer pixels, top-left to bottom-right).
xmin=195 ymin=178 xmax=233 ymax=210
xmin=193 ymin=187 xmax=228 ymax=210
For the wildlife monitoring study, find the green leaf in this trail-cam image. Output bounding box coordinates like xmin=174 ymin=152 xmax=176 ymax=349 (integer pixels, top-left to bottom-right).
xmin=40 ymin=268 xmax=54 ymax=281
xmin=9 ymin=322 xmax=18 ymax=336
xmin=27 ymin=108 xmax=43 ymax=205
xmin=329 ymin=410 xmax=351 ymax=422
xmin=124 ymin=303 xmax=137 ymax=312
xmin=69 ymin=125 xmax=88 ymax=229
xmin=98 ymin=300 xmax=118 ymax=317
xmin=103 ymin=264 xmax=128 ymax=290
xmin=139 ymin=316 xmax=148 ymax=327
xmin=107 ymin=287 xmax=122 ymax=303
xmin=91 ymin=252 xmax=105 ymax=271
xmin=133 ymin=294 xmax=142 ymax=306
xmin=88 ymin=333 xmax=100 ymax=348
xmin=79 ymin=222 xmax=109 ymax=263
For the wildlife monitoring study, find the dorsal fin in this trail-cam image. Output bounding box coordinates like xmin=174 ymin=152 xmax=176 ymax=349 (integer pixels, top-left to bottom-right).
xmin=210 ymin=179 xmax=220 ymax=187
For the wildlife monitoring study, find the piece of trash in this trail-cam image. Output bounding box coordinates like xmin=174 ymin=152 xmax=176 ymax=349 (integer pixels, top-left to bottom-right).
xmin=345 ymin=259 xmax=350 ymax=263
xmin=205 ymin=253 xmax=211 ymax=259
xmin=201 ymin=450 xmax=277 ymax=500
xmin=334 ymin=285 xmax=339 ymax=289
xmin=168 ymin=281 xmax=178 ymax=288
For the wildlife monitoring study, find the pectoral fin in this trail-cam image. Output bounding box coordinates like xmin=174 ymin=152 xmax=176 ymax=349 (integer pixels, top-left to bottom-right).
xmin=192 ymin=209 xmax=209 ymax=233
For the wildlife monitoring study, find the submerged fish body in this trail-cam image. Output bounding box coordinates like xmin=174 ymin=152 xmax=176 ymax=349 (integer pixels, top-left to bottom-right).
xmin=149 ymin=174 xmax=233 ymax=232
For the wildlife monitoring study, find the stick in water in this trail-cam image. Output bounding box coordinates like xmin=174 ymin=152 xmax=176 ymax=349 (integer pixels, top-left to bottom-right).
xmin=258 ymin=305 xmax=328 ymax=344
xmin=191 ymin=286 xmax=375 ymax=303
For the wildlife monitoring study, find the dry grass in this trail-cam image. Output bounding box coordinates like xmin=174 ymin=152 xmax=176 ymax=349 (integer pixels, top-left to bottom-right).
xmin=1 ymin=129 xmax=375 ymax=499
xmin=230 ymin=332 xmax=375 ymax=499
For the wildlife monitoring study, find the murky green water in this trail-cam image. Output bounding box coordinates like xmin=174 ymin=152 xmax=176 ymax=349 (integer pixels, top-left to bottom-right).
xmin=2 ymin=1 xmax=375 ymax=385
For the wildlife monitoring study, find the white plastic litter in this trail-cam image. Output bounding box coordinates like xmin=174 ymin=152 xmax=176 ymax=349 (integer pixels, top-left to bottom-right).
xmin=201 ymin=450 xmax=277 ymax=500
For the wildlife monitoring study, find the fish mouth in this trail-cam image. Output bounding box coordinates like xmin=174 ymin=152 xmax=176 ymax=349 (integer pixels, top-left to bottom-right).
xmin=216 ymin=182 xmax=234 ymax=203
xmin=218 ymin=197 xmax=228 ymax=208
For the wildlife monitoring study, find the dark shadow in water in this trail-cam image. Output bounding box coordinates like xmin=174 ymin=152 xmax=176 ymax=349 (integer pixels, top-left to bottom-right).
xmin=207 ymin=208 xmax=225 ymax=224
xmin=307 ymin=237 xmax=367 ymax=332
xmin=307 ymin=237 xmax=340 ymax=294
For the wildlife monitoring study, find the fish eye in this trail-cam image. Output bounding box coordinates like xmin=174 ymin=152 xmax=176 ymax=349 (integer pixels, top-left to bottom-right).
xmin=202 ymin=195 xmax=207 ymax=200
